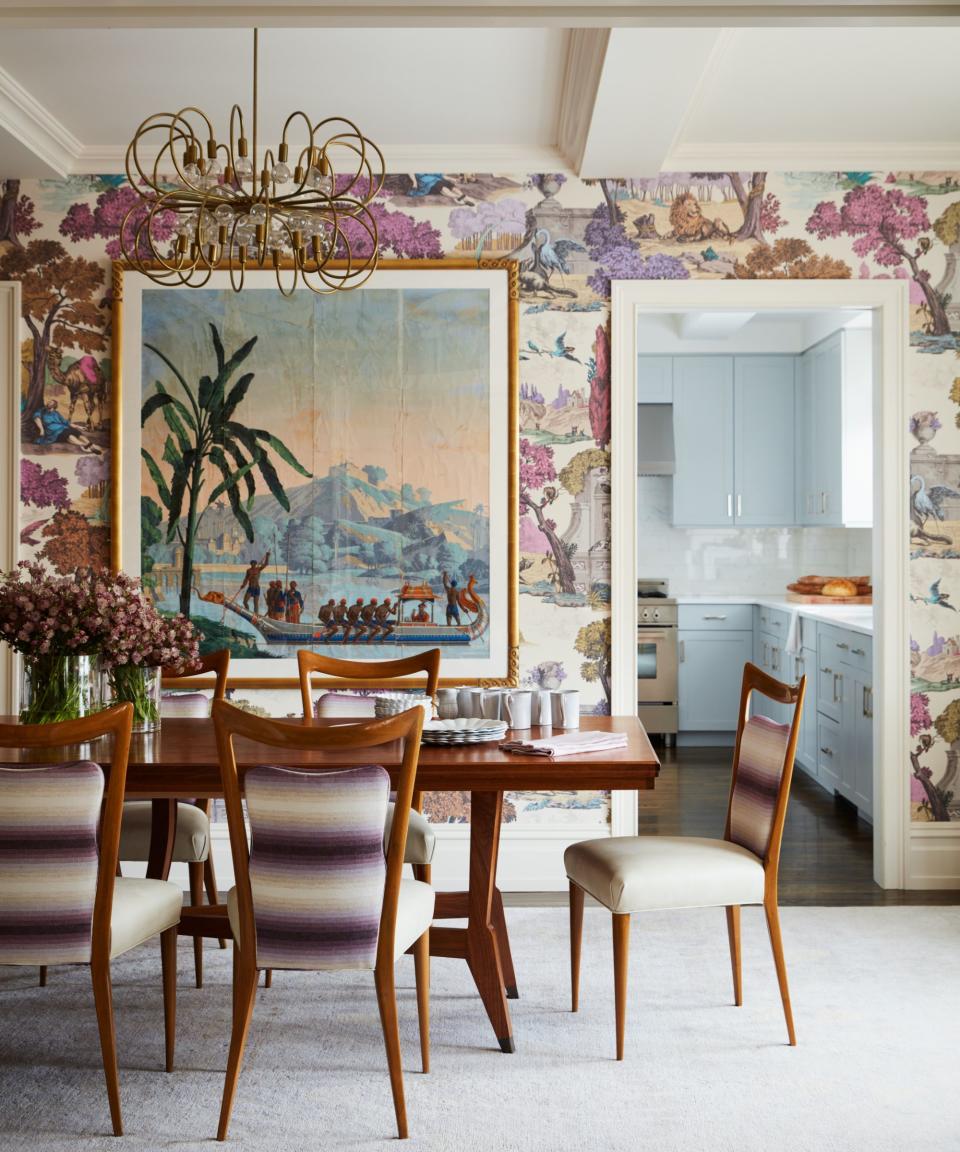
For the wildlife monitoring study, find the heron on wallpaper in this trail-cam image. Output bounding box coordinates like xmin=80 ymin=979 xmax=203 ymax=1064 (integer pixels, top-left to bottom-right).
xmin=911 ymin=578 xmax=956 ymax=611
xmin=910 ymin=474 xmax=960 ymax=545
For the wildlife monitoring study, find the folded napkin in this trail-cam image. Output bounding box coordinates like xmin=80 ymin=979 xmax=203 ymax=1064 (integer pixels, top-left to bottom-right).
xmin=784 ymin=611 xmax=801 ymax=657
xmin=500 ymin=731 xmax=629 ymax=758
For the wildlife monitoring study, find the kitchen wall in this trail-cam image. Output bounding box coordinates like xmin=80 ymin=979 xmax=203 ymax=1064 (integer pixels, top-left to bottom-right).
xmin=2 ymin=170 xmax=960 ymax=831
xmin=637 ymin=475 xmax=872 ymax=595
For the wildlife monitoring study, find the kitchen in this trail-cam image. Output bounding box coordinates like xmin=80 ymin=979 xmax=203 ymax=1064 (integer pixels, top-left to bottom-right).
xmin=635 ymin=306 xmax=876 ymax=849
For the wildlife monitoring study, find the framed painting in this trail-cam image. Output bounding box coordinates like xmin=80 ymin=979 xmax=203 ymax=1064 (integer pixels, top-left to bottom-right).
xmin=112 ymin=259 xmax=518 ymax=687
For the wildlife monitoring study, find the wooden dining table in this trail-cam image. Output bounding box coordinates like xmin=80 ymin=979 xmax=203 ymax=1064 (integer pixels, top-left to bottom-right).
xmin=25 ymin=714 xmax=659 ymax=1054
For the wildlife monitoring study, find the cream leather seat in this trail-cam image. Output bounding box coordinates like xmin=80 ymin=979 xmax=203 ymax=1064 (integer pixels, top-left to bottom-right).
xmin=119 ymin=800 xmax=210 ymax=862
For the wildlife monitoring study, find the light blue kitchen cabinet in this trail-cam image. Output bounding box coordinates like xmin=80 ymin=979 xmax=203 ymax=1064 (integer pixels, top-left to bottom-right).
xmin=733 ymin=356 xmax=795 ymax=526
xmin=794 ymin=645 xmax=819 ymax=776
xmin=672 ymin=357 xmax=734 ymax=526
xmin=678 ymin=629 xmax=752 ymax=731
xmin=637 ymin=356 xmax=673 ymax=403
xmin=840 ymin=665 xmax=874 ymax=820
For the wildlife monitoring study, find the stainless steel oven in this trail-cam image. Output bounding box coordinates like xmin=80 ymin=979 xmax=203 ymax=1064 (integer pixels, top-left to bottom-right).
xmin=637 ymin=580 xmax=678 ymax=744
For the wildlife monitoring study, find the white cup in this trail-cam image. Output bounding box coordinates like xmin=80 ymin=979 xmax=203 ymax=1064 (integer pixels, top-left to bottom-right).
xmin=532 ymin=689 xmax=552 ymax=726
xmin=457 ymin=686 xmax=478 ymax=718
xmin=436 ymin=688 xmax=458 ymax=720
xmin=480 ymin=689 xmax=504 ymax=721
xmin=551 ymin=689 xmax=580 ymax=729
xmin=503 ymin=689 xmax=533 ymax=730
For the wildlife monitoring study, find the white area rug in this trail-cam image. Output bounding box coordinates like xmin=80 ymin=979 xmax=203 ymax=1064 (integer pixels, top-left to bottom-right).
xmin=0 ymin=906 xmax=956 ymax=1152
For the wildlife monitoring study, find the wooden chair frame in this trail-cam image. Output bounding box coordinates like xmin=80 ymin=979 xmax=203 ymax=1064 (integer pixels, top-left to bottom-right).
xmin=0 ymin=704 xmax=177 ymax=1136
xmin=211 ymin=700 xmax=429 ymax=1142
xmin=297 ymin=647 xmax=440 ymax=887
xmin=570 ymin=661 xmax=805 ymax=1058
xmin=159 ymin=649 xmax=229 ymax=987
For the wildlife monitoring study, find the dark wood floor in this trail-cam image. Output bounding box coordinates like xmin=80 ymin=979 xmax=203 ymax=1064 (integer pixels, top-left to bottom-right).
xmin=641 ymin=744 xmax=960 ymax=906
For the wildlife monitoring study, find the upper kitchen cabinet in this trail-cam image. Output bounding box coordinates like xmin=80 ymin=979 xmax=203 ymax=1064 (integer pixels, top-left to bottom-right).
xmin=672 ymin=356 xmax=735 ymax=526
xmin=671 ymin=355 xmax=794 ymax=527
xmin=796 ymin=329 xmax=873 ymax=527
xmin=636 ymin=355 xmax=673 ymax=403
xmin=733 ymin=356 xmax=796 ymax=526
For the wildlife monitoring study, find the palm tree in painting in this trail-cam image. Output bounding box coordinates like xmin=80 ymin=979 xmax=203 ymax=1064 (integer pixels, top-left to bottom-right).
xmin=141 ymin=322 xmax=311 ymax=617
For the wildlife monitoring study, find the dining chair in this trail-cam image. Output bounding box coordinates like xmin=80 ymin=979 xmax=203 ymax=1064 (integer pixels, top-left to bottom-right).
xmin=212 ymin=701 xmax=433 ymax=1141
xmin=297 ymin=649 xmax=440 ymax=885
xmin=118 ymin=649 xmax=230 ymax=987
xmin=565 ymin=662 xmax=805 ymax=1059
xmin=0 ymin=704 xmax=181 ymax=1136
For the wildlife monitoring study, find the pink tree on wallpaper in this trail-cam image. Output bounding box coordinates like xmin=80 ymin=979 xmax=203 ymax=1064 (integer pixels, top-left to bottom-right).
xmin=61 ymin=184 xmax=178 ymax=261
xmin=331 ymin=178 xmax=443 ymax=258
xmin=0 ymin=179 xmax=40 ymax=247
xmin=519 ymin=437 xmax=576 ymax=595
xmin=807 ymin=184 xmax=951 ymax=336
xmin=20 ymin=459 xmax=70 ymax=511
xmin=588 ymin=324 xmax=610 ymax=449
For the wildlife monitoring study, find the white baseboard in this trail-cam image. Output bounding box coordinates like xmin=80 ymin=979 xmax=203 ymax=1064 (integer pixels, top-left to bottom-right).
xmin=907 ymin=827 xmax=960 ymax=888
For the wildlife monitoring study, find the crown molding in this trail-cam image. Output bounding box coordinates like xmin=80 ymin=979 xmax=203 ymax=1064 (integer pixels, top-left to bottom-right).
xmin=557 ymin=28 xmax=610 ymax=172
xmin=76 ymin=142 xmax=571 ymax=177
xmin=1 ymin=3 xmax=959 ymax=29
xmin=664 ymin=140 xmax=960 ymax=172
xmin=0 ymin=63 xmax=80 ymax=176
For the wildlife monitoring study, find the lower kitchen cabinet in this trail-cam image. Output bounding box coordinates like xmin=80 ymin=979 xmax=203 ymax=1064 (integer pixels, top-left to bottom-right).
xmin=794 ymin=646 xmax=818 ymax=776
xmin=678 ymin=629 xmax=752 ymax=731
xmin=839 ymin=663 xmax=874 ymax=819
xmin=816 ymin=713 xmax=843 ymax=794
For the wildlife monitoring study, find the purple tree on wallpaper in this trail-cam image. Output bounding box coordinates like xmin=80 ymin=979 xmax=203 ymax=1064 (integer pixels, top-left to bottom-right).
xmin=584 ymin=203 xmax=688 ymax=297
xmin=448 ymin=199 xmax=527 ymax=257
xmin=61 ymin=184 xmax=178 ymax=261
xmin=519 ymin=437 xmax=576 ymax=595
xmin=332 ymin=178 xmax=443 ymax=258
xmin=20 ymin=459 xmax=70 ymax=511
xmin=807 ymin=184 xmax=951 ymax=335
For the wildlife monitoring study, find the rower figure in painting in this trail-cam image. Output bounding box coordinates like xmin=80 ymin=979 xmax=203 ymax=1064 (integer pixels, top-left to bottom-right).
xmin=318 ymin=599 xmax=337 ymax=641
xmin=375 ymin=597 xmax=397 ymax=639
xmin=344 ymin=598 xmax=367 ymax=642
xmin=240 ymin=551 xmax=271 ymax=615
xmin=285 ymin=582 xmax=304 ymax=624
xmin=361 ymin=598 xmax=379 ymax=641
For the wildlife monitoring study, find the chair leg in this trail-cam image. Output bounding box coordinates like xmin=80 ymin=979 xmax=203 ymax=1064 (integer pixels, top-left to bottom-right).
xmin=726 ymin=905 xmax=743 ymax=1007
xmin=612 ymin=913 xmax=630 ymax=1062
xmin=90 ymin=956 xmax=123 ymax=1136
xmin=569 ymin=881 xmax=584 ymax=1013
xmin=38 ymin=966 xmax=47 ymax=987
xmin=412 ymin=862 xmax=431 ymax=886
xmin=413 ymin=930 xmax=430 ymax=1074
xmin=764 ymin=898 xmax=796 ymax=1046
xmin=203 ymin=859 xmax=227 ymax=950
xmin=217 ymin=946 xmax=258 ymax=1142
xmin=188 ymin=860 xmax=205 ymax=989
xmin=160 ymin=926 xmax=178 ymax=1072
xmin=374 ymin=961 xmax=408 ymax=1140
xmin=263 ymin=969 xmax=273 ymax=988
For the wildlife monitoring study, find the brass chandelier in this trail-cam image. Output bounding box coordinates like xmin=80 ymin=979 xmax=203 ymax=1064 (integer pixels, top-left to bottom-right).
xmin=122 ymin=28 xmax=385 ymax=294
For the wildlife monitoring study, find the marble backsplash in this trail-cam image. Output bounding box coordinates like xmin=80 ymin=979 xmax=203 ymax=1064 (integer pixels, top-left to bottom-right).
xmin=637 ymin=476 xmax=872 ymax=596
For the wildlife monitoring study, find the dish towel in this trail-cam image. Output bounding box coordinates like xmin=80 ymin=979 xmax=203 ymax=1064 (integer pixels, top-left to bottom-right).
xmin=500 ymin=732 xmax=629 ymax=757
xmin=784 ymin=611 xmax=802 ymax=657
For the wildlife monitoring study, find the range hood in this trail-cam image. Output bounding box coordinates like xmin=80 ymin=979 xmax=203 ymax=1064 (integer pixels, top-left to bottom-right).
xmin=637 ymin=403 xmax=675 ymax=476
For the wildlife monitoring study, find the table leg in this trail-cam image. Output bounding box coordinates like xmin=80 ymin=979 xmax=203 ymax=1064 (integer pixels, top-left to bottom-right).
xmin=147 ymin=799 xmax=178 ymax=880
xmin=465 ymin=790 xmax=515 ymax=1053
xmin=491 ymin=886 xmax=519 ymax=999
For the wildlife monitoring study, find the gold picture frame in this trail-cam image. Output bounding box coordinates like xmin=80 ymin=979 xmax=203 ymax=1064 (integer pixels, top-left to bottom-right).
xmin=110 ymin=258 xmax=519 ymax=689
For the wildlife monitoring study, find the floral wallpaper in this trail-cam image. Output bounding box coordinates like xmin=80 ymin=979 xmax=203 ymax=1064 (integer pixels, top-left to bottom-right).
xmin=3 ymin=169 xmax=960 ymax=824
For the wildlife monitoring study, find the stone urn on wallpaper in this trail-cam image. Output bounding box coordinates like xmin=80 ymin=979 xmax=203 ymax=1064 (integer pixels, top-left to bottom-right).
xmin=910 ymin=410 xmax=942 ymax=457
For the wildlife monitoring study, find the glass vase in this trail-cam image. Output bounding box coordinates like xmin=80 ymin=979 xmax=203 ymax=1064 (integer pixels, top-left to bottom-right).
xmin=19 ymin=653 xmax=103 ymax=725
xmin=103 ymin=664 xmax=162 ymax=733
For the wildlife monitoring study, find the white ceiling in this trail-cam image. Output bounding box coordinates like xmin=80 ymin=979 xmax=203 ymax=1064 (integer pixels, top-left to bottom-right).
xmin=637 ymin=308 xmax=872 ymax=355
xmin=1 ymin=22 xmax=959 ymax=178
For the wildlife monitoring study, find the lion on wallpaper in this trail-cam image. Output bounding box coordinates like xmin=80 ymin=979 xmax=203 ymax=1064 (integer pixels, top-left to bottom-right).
xmin=667 ymin=192 xmax=731 ymax=243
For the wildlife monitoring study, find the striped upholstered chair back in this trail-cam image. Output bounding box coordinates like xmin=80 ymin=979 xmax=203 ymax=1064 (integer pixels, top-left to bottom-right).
xmin=212 ymin=700 xmax=425 ymax=975
xmin=0 ymin=705 xmax=133 ymax=967
xmin=244 ymin=764 xmax=390 ymax=970
xmin=725 ymin=663 xmax=805 ymax=868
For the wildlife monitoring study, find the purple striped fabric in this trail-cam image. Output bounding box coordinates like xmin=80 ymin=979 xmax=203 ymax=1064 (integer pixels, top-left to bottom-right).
xmin=244 ymin=764 xmax=390 ymax=971
xmin=729 ymin=715 xmax=792 ymax=860
xmin=0 ymin=761 xmax=104 ymax=966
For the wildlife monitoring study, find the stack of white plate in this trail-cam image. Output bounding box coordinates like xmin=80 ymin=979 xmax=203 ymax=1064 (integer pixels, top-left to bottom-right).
xmin=373 ymin=693 xmax=432 ymax=720
xmin=421 ymin=717 xmax=508 ymax=745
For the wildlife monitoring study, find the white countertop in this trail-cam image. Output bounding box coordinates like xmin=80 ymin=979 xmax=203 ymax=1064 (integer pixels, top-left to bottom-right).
xmin=676 ymin=595 xmax=873 ymax=636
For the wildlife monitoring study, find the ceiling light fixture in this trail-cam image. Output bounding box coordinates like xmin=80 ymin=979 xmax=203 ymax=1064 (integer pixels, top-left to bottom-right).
xmin=122 ymin=27 xmax=384 ymax=295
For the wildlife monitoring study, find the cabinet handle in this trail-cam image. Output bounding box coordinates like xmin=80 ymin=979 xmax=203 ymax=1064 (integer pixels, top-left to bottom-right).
xmin=820 ymin=491 xmax=826 ymax=514
xmin=819 ymin=746 xmax=834 ymax=757
xmin=852 ymin=647 xmax=866 ymax=657
xmin=702 ymin=614 xmax=727 ymax=620
xmin=727 ymin=493 xmax=733 ymax=518
xmin=772 ymin=620 xmax=782 ymax=628
xmin=736 ymin=494 xmax=742 ymax=517
xmin=863 ymin=686 xmax=873 ymax=719
xmin=679 ymin=640 xmax=685 ymax=663
xmin=772 ymin=646 xmax=780 ymax=672
xmin=821 ymin=666 xmax=832 ymax=675
xmin=833 ymin=672 xmax=843 ymax=703
xmin=837 ymin=642 xmax=849 ymax=651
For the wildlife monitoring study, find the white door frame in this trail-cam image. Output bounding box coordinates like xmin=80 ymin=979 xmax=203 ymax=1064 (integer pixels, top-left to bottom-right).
xmin=610 ymin=279 xmax=910 ymax=890
xmin=0 ymin=281 xmax=19 ymax=715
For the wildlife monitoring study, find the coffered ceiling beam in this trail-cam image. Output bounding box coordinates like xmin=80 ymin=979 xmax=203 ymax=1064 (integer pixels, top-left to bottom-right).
xmin=0 ymin=63 xmax=75 ymax=176
xmin=577 ymin=27 xmax=724 ymax=178
xmin=0 ymin=2 xmax=958 ymax=29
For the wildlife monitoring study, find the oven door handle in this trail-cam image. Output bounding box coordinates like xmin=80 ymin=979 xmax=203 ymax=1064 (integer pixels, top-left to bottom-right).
xmin=637 ymin=629 xmax=675 ymax=642
xmin=678 ymin=639 xmax=685 ymax=662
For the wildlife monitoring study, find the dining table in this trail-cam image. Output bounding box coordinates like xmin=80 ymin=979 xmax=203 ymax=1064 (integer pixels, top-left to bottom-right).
xmin=15 ymin=714 xmax=660 ymax=1054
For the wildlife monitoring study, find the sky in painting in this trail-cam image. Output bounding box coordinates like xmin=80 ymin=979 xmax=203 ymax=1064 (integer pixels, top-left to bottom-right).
xmin=140 ymin=285 xmax=491 ymax=511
